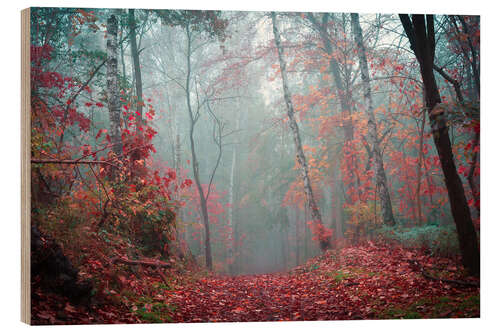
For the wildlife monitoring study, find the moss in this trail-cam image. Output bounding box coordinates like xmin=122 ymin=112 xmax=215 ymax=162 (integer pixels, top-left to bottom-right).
xmin=325 ymin=270 xmax=354 ymax=282
xmin=132 ymin=297 xmax=176 ymax=323
xmin=377 ymin=294 xmax=479 ymax=319
xmin=461 ymin=295 xmax=480 ymax=309
xmin=382 ymin=307 xmax=422 ymax=319
xmin=325 ymin=267 xmax=378 ymax=282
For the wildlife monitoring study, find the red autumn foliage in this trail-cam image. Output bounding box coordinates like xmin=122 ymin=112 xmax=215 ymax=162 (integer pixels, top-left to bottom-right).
xmin=31 ymin=243 xmax=478 ymax=324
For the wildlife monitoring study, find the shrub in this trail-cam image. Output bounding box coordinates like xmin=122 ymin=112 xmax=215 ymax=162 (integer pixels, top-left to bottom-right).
xmin=374 ymin=224 xmax=460 ymax=257
xmin=344 ymin=202 xmax=382 ymax=243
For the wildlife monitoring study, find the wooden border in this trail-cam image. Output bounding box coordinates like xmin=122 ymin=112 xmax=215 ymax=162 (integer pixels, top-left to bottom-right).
xmin=21 ymin=7 xmax=31 ymax=325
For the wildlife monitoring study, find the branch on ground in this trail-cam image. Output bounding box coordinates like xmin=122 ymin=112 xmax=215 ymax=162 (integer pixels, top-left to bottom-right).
xmin=407 ymin=259 xmax=479 ymax=288
xmin=110 ymin=256 xmax=172 ymax=268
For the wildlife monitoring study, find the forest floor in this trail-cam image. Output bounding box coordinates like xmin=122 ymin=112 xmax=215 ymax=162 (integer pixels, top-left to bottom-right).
xmin=31 ymin=243 xmax=479 ymax=324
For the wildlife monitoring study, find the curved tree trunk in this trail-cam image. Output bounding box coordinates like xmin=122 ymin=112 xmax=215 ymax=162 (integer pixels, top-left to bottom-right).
xmin=400 ymin=14 xmax=479 ymax=277
xmin=184 ymin=24 xmax=213 ymax=270
xmin=271 ymin=12 xmax=331 ymax=251
xmin=351 ymin=13 xmax=396 ymax=226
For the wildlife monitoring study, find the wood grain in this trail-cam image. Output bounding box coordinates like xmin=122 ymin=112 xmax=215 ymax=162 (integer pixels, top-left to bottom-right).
xmin=21 ymin=7 xmax=31 ymax=325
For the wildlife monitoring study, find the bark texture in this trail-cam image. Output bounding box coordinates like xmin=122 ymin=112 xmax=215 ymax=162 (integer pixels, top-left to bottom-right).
xmin=106 ymin=15 xmax=123 ymax=161
xmin=400 ymin=14 xmax=479 ymax=277
xmin=272 ymin=12 xmax=331 ymax=251
xmin=351 ymin=13 xmax=396 ymax=226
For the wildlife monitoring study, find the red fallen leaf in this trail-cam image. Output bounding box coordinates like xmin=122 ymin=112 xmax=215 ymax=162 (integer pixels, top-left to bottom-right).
xmin=64 ymin=303 xmax=78 ymax=313
xmin=37 ymin=312 xmax=55 ymax=320
xmin=232 ymin=307 xmax=245 ymax=313
xmin=315 ymin=300 xmax=327 ymax=305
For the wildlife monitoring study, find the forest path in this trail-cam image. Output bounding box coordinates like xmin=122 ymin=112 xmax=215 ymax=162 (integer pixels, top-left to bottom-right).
xmin=166 ymin=245 xmax=480 ymax=322
xmin=170 ymin=271 xmax=349 ymax=322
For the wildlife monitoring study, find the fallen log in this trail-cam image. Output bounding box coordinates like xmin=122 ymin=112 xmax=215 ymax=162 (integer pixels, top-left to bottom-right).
xmin=110 ymin=256 xmax=172 ymax=268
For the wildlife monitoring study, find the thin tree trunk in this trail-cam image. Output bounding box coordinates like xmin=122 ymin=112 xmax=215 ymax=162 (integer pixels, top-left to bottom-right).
xmin=174 ymin=133 xmax=186 ymax=242
xmin=423 ymin=153 xmax=435 ymax=206
xmin=106 ymin=15 xmax=123 ymax=170
xmin=189 ymin=131 xmax=212 ymax=270
xmin=351 ymin=13 xmax=396 ymax=226
xmin=304 ymin=201 xmax=308 ymax=259
xmin=128 ymin=9 xmax=143 ymax=126
xmin=467 ymin=131 xmax=480 ymax=215
xmin=400 ymin=14 xmax=480 ymax=277
xmin=333 ymin=167 xmax=344 ymax=243
xmin=456 ymin=16 xmax=480 ymax=97
xmin=307 ymin=13 xmax=361 ymax=205
xmin=228 ymin=115 xmax=239 ymax=268
xmin=184 ymin=24 xmax=212 ymax=270
xmin=119 ymin=20 xmax=127 ymax=80
xmin=416 ymin=104 xmax=426 ymax=226
xmin=295 ymin=208 xmax=300 ymax=265
xmin=280 ymin=223 xmax=288 ymax=271
xmin=271 ymin=12 xmax=331 ymax=251
xmin=128 ymin=9 xmax=144 ymax=178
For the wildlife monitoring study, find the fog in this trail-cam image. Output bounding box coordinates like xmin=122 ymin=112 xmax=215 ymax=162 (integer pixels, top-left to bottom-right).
xmin=30 ymin=8 xmax=479 ymax=276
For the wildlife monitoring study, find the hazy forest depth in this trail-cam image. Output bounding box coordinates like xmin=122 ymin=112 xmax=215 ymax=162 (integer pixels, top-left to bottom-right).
xmin=29 ymin=8 xmax=480 ymax=324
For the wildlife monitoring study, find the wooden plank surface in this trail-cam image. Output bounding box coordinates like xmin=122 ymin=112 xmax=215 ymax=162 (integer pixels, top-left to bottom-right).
xmin=21 ymin=7 xmax=31 ymax=325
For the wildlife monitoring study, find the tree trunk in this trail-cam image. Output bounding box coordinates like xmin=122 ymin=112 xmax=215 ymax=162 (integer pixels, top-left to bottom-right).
xmin=119 ymin=21 xmax=127 ymax=80
xmin=295 ymin=208 xmax=300 ymax=265
xmin=228 ymin=115 xmax=239 ymax=269
xmin=128 ymin=9 xmax=143 ymax=126
xmin=306 ymin=13 xmax=362 ymax=205
xmin=467 ymin=131 xmax=480 ymax=215
xmin=332 ymin=166 xmax=344 ymax=242
xmin=351 ymin=13 xmax=396 ymax=226
xmin=416 ymin=102 xmax=426 ymax=226
xmin=106 ymin=15 xmax=123 ymax=168
xmin=173 ymin=133 xmax=188 ymax=251
xmin=184 ymin=24 xmax=213 ymax=270
xmin=271 ymin=12 xmax=331 ymax=251
xmin=455 ymin=16 xmax=480 ymax=97
xmin=400 ymin=14 xmax=479 ymax=277
xmin=128 ymin=9 xmax=145 ymax=178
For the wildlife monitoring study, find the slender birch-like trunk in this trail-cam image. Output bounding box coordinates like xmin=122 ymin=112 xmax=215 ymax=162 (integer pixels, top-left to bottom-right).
xmin=351 ymin=13 xmax=396 ymax=226
xmin=106 ymin=15 xmax=123 ymax=165
xmin=271 ymin=12 xmax=331 ymax=251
